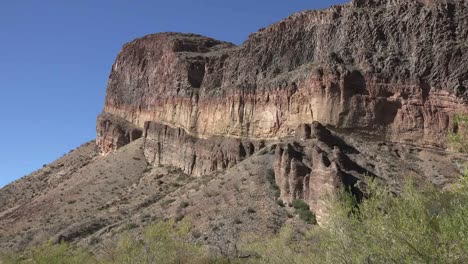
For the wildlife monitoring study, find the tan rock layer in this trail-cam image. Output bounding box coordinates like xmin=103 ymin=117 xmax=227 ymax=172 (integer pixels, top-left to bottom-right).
xmin=105 ymin=73 xmax=467 ymax=147
xmin=143 ymin=121 xmax=265 ymax=176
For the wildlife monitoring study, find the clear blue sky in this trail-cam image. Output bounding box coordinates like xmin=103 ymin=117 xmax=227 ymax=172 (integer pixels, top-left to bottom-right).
xmin=0 ymin=0 xmax=347 ymax=187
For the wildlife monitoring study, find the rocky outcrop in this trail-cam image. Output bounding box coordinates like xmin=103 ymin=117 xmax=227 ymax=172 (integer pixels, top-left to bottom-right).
xmin=274 ymin=122 xmax=368 ymax=223
xmin=96 ymin=113 xmax=142 ymax=155
xmin=272 ymin=119 xmax=468 ymax=222
xmin=143 ymin=121 xmax=265 ymax=176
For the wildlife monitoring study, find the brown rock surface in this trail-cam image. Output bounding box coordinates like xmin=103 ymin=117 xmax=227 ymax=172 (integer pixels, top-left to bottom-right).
xmin=273 ymin=121 xmax=466 ymax=223
xmin=96 ymin=113 xmax=142 ymax=155
xmin=143 ymin=121 xmax=265 ymax=176
xmin=101 ymin=0 xmax=467 ymax=153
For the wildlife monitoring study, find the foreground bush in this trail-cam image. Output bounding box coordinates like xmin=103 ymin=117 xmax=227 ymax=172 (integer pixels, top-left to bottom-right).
xmin=319 ymin=176 xmax=468 ymax=263
xmin=245 ymin=175 xmax=468 ymax=264
xmin=291 ymin=199 xmax=316 ymax=224
xmin=1 ymin=220 xmax=208 ymax=264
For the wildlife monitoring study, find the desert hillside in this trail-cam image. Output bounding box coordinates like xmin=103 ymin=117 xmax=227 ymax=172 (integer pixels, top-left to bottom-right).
xmin=1 ymin=0 xmax=467 ymax=262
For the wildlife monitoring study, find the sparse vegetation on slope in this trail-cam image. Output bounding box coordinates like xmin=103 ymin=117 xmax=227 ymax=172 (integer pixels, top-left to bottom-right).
xmin=3 ymin=174 xmax=467 ymax=264
xmin=100 ymin=219 xmax=207 ymax=264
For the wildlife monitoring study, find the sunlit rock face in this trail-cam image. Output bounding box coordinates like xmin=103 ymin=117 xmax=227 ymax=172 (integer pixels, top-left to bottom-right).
xmin=96 ymin=0 xmax=468 ymax=220
xmin=100 ymin=1 xmax=467 ymax=153
xmin=142 ymin=121 xmax=264 ymax=176
xmin=273 ymin=122 xmax=368 ymax=224
xmin=96 ymin=113 xmax=142 ymax=155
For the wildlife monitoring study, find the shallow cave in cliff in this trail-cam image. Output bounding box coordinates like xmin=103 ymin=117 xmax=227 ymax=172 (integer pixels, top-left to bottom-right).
xmin=188 ymin=62 xmax=206 ymax=89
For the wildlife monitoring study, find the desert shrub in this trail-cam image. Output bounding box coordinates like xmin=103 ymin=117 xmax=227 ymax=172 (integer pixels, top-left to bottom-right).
xmin=297 ymin=210 xmax=316 ymax=225
xmin=265 ymin=169 xmax=276 ymax=185
xmin=123 ymin=222 xmax=139 ymax=231
xmin=292 ymin=199 xmax=317 ymax=224
xmin=265 ymin=169 xmax=280 ymax=198
xmin=32 ymin=242 xmax=95 ymax=264
xmin=247 ymin=207 xmax=256 ymax=214
xmin=242 ymin=226 xmax=317 ymax=264
xmin=291 ymin=199 xmax=309 ymax=211
xmin=272 ymin=188 xmax=281 ymax=199
xmin=275 ymin=199 xmax=285 ymax=207
xmin=180 ymin=201 xmax=190 ymax=208
xmin=449 ymin=114 xmax=468 ymax=153
xmin=0 ymin=253 xmax=24 ymax=264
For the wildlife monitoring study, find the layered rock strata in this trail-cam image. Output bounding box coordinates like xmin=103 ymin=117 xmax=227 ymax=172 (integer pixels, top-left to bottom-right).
xmin=143 ymin=121 xmax=265 ymax=176
xmin=273 ymin=121 xmax=466 ymax=222
xmin=96 ymin=113 xmax=142 ymax=155
xmin=96 ymin=0 xmax=468 ymax=220
xmin=274 ymin=122 xmax=368 ymax=222
xmin=101 ymin=0 xmax=468 ymax=152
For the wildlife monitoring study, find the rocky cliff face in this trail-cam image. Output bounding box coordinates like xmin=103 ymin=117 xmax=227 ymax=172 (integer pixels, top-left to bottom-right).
xmin=96 ymin=0 xmax=468 ymax=220
xmin=143 ymin=122 xmax=265 ymax=176
xmin=96 ymin=113 xmax=142 ymax=155
xmin=100 ymin=0 xmax=467 ymax=146
xmin=273 ymin=122 xmax=364 ymax=223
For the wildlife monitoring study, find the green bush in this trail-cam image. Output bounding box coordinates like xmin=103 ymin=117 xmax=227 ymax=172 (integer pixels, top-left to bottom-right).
xmin=242 ymin=226 xmax=316 ymax=264
xmin=317 ymin=176 xmax=468 ymax=263
xmin=291 ymin=199 xmax=309 ymax=211
xmin=265 ymin=169 xmax=281 ymax=198
xmin=291 ymin=199 xmax=316 ymax=224
xmin=32 ymin=242 xmax=95 ymax=264
xmin=265 ymin=169 xmax=276 ymax=186
xmin=276 ymin=199 xmax=285 ymax=207
xmin=298 ymin=210 xmax=316 ymax=225
xmin=449 ymin=114 xmax=468 ymax=153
